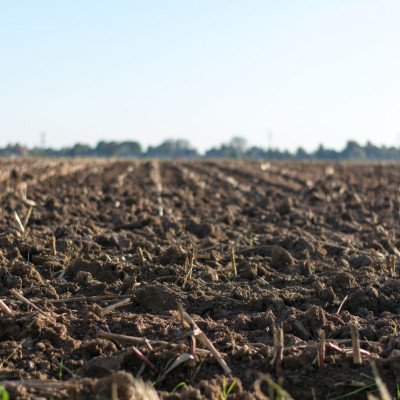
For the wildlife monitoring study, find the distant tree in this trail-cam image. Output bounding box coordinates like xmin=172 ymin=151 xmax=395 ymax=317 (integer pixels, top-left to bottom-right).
xmin=146 ymin=139 xmax=198 ymax=159
xmin=342 ymin=140 xmax=365 ymax=160
xmin=204 ymin=136 xmax=248 ymax=159
xmin=71 ymin=143 xmax=93 ymax=157
xmin=246 ymin=146 xmax=267 ymax=159
xmin=118 ymin=141 xmax=142 ymax=158
xmin=96 ymin=141 xmax=118 ymax=157
xmin=296 ymin=147 xmax=309 ymax=160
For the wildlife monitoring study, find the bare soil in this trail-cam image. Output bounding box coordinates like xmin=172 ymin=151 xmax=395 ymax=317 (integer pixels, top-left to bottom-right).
xmin=1 ymin=159 xmax=400 ymax=399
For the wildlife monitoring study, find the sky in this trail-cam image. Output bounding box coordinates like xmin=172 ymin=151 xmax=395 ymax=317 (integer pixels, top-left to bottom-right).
xmin=1 ymin=0 xmax=399 ymax=153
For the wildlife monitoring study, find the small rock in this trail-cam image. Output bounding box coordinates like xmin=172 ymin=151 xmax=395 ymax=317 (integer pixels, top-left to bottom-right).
xmin=240 ymin=261 xmax=258 ymax=280
xmin=292 ymin=319 xmax=310 ymax=340
xmin=81 ymin=356 xmax=121 ymax=378
xmin=271 ymin=246 xmax=294 ymax=268
xmin=276 ymin=198 xmax=293 ymax=215
xmin=350 ymin=255 xmax=372 ymax=268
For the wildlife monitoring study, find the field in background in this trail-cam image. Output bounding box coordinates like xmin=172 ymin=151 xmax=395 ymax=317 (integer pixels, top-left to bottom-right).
xmin=0 ymin=159 xmax=399 ymax=399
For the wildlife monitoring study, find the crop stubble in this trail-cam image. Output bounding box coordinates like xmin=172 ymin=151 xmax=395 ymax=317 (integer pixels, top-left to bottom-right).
xmin=0 ymin=159 xmax=400 ymax=399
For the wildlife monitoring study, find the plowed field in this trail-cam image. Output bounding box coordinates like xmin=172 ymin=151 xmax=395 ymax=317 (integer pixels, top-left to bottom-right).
xmin=1 ymin=159 xmax=400 ymax=399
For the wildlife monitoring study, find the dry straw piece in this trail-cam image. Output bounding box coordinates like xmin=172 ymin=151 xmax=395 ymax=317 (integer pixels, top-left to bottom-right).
xmin=350 ymin=323 xmax=362 ymax=365
xmin=0 ymin=299 xmax=13 ymax=316
xmin=14 ymin=211 xmax=25 ymax=233
xmin=318 ymin=330 xmax=326 ymax=367
xmin=172 ymin=306 xmax=232 ymax=374
xmin=10 ymin=289 xmax=56 ymax=323
xmin=230 ymin=247 xmax=237 ymax=276
xmin=101 ymin=298 xmax=132 ymax=316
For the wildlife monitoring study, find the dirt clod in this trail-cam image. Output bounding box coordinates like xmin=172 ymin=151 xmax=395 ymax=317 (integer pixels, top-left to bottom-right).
xmin=0 ymin=159 xmax=399 ymax=400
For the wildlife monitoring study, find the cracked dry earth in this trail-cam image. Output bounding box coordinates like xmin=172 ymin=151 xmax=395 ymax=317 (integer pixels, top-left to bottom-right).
xmin=1 ymin=159 xmax=400 ymax=400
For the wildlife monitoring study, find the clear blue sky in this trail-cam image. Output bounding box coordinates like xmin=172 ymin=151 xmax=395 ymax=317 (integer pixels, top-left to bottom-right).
xmin=1 ymin=1 xmax=399 ymax=153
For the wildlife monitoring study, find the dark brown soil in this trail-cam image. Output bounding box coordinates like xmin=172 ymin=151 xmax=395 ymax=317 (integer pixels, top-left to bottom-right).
xmin=1 ymin=159 xmax=400 ymax=399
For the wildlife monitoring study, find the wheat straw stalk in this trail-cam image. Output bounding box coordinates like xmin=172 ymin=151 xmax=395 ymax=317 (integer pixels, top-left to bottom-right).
xmin=138 ymin=247 xmax=146 ymax=265
xmin=101 ymin=298 xmax=131 ymax=316
xmin=231 ymin=247 xmax=237 ymax=277
xmin=318 ymin=330 xmax=326 ymax=367
xmin=50 ymin=236 xmax=56 ymax=256
xmin=173 ymin=309 xmax=232 ymax=374
xmin=336 ymin=295 xmax=348 ymax=315
xmin=0 ymin=299 xmax=13 ymax=316
xmin=10 ymin=289 xmax=56 ymax=323
xmin=23 ymin=206 xmax=32 ymax=229
xmin=276 ymin=323 xmax=284 ymax=377
xmin=97 ymin=330 xmax=215 ymax=356
xmin=97 ymin=330 xmax=169 ymax=346
xmin=49 ymin=294 xmax=130 ymax=304
xmin=370 ymin=360 xmax=392 ymax=400
xmin=14 ymin=211 xmax=25 ymax=233
xmin=390 ymin=254 xmax=396 ymax=276
xmin=350 ymin=323 xmax=362 ymax=365
xmin=111 ymin=382 xmax=118 ymax=400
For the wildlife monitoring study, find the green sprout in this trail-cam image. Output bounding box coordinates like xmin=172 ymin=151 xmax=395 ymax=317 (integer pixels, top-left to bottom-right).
xmin=171 ymin=382 xmax=186 ymax=394
xmin=59 ymin=357 xmax=64 ymax=380
xmin=221 ymin=378 xmax=236 ymax=400
xmin=0 ymin=385 xmax=10 ymax=400
xmin=329 ymin=373 xmax=377 ymax=400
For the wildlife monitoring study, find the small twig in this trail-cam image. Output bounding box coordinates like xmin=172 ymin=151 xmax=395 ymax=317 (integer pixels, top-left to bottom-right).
xmin=326 ymin=341 xmax=347 ymax=355
xmin=336 ymin=295 xmax=348 ymax=315
xmin=23 ymin=198 xmax=36 ymax=207
xmin=0 ymin=299 xmax=13 ymax=316
xmin=0 ymin=379 xmax=76 ymax=390
xmin=370 ymin=360 xmax=392 ymax=400
xmin=386 ymin=254 xmax=396 ymax=277
xmin=14 ymin=211 xmax=25 ymax=233
xmin=50 ymin=236 xmax=56 ymax=256
xmin=302 ymin=231 xmax=385 ymax=259
xmin=318 ymin=330 xmax=326 ymax=367
xmin=144 ymin=338 xmax=153 ymax=351
xmin=49 ymin=294 xmax=131 ymax=304
xmin=23 ymin=206 xmax=32 ymax=230
xmin=177 ymin=303 xmax=196 ymax=366
xmin=0 ymin=339 xmax=25 ymax=369
xmin=333 ymin=338 xmax=380 ymax=346
xmin=271 ymin=322 xmax=284 ymax=378
xmin=129 ymin=346 xmax=157 ymax=372
xmin=111 ymin=382 xmax=118 ymax=400
xmin=350 ymin=323 xmax=362 ymax=365
xmin=252 ymin=371 xmax=294 ymax=400
xmin=182 ymin=248 xmax=195 ymax=287
xmin=97 ymin=330 xmax=216 ymax=356
xmin=10 ymin=289 xmax=56 ymax=322
xmin=97 ymin=330 xmax=169 ymax=347
xmin=196 ymin=238 xmax=211 ymax=252
xmin=172 ymin=308 xmax=232 ymax=374
xmin=60 ymin=363 xmax=76 ymax=378
xmin=230 ymin=247 xmax=237 ymax=277
xmin=138 ymin=247 xmax=146 ymax=266
xmin=101 ymin=298 xmax=131 ymax=316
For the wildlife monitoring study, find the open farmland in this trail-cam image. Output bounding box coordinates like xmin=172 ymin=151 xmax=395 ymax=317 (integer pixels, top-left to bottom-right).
xmin=1 ymin=158 xmax=400 ymax=399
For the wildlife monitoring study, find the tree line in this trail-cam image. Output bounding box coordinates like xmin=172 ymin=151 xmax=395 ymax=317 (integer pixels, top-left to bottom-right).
xmin=2 ymin=137 xmax=400 ymax=161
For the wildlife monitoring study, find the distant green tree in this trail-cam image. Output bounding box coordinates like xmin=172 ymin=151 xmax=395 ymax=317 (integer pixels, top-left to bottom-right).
xmin=296 ymin=147 xmax=309 ymax=160
xmin=118 ymin=141 xmax=142 ymax=157
xmin=342 ymin=140 xmax=365 ymax=160
xmin=95 ymin=141 xmax=118 ymax=157
xmin=71 ymin=143 xmax=93 ymax=157
xmin=146 ymin=139 xmax=198 ymax=158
